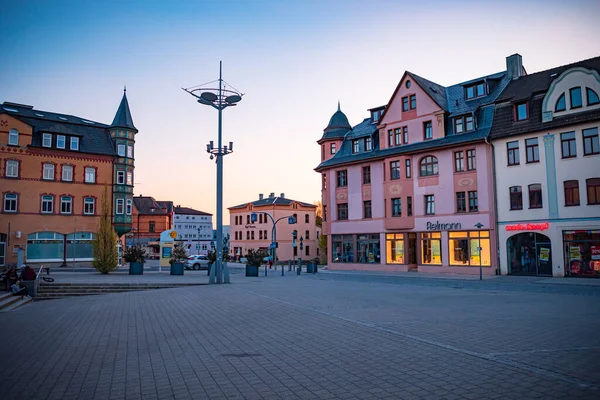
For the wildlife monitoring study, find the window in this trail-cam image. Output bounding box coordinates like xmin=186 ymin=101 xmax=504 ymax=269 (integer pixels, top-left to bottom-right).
xmin=330 ymin=143 xmax=336 ymax=154
xmin=84 ymin=197 xmax=95 ymax=215
xmin=117 ymin=171 xmax=125 ymax=184
xmin=388 ymin=130 xmax=394 ymax=147
xmin=259 ymin=231 xmax=263 ymax=240
xmin=449 ymin=231 xmax=491 ymax=266
xmin=305 ymin=246 xmax=310 ymax=256
xmin=305 ymin=230 xmax=310 ymax=240
xmin=587 ymin=88 xmax=600 ymax=105
xmin=62 ymin=165 xmax=73 ymax=181
xmin=528 ymin=184 xmax=543 ymax=209
xmin=6 ymin=160 xmax=18 ymax=177
xmin=391 ymin=198 xmax=401 ymax=217
xmin=116 ymin=198 xmax=124 ymax=214
xmin=305 ymin=214 xmax=309 ymax=223
xmin=323 ymin=205 xmax=327 ymax=222
xmin=454 ymin=115 xmax=474 ymax=134
xmin=363 ymin=200 xmax=372 ymax=218
xmin=362 ymin=166 xmax=371 ymax=184
xmin=365 ymin=137 xmax=372 ymax=151
xmin=419 ymin=156 xmax=438 ymax=176
xmin=246 ymin=231 xmax=250 ymax=240
xmin=322 ymin=174 xmax=327 ymax=189
xmin=555 ymin=94 xmax=566 ymax=112
xmin=561 ymin=131 xmax=577 ymax=158
xmin=410 ymin=95 xmax=416 ymax=110
xmin=466 ymin=82 xmax=486 ymax=99
xmin=507 ymin=141 xmax=520 ymax=165
xmin=455 ymin=117 xmax=463 ymax=134
xmin=405 ymin=159 xmax=411 ymax=178
xmin=117 ymin=144 xmax=126 ymax=156
xmin=247 ymin=215 xmax=250 ymax=224
xmin=43 ymin=163 xmax=55 ymax=180
xmin=456 ymin=192 xmax=466 ymax=213
xmin=465 ymin=115 xmax=474 ymax=131
xmin=126 ymin=199 xmax=133 ymax=215
xmin=425 ymin=195 xmax=435 ymax=215
xmin=336 ymin=170 xmax=347 ymax=187
xmin=394 ymin=128 xmax=401 ymax=145
xmin=70 ymin=137 xmax=79 ymax=150
xmin=403 ymin=126 xmax=408 ymax=144
xmin=56 ymin=135 xmax=66 ymax=149
xmin=8 ymin=129 xmax=19 ymax=145
xmin=407 ymin=197 xmax=412 ymax=216
xmin=61 ymin=196 xmax=72 ymax=214
xmin=149 ymin=221 xmax=155 ymax=233
xmin=583 ymin=128 xmax=599 ymax=155
xmin=251 ymin=231 xmax=254 ymax=240
xmin=587 ymin=178 xmax=600 ymax=205
xmin=570 ymin=87 xmax=582 ymax=109
xmin=424 ymin=121 xmax=432 ymax=140
xmin=42 ymin=133 xmax=52 ymax=147
xmin=4 ymin=193 xmax=17 ymax=212
xmin=337 ymin=203 xmax=348 ymax=220
xmin=564 ymin=180 xmax=580 ymax=206
xmin=515 ymin=102 xmax=528 ymax=121
xmin=126 ymin=172 xmax=133 ymax=186
xmin=390 ymin=161 xmax=400 ymax=180
xmin=454 ymin=152 xmax=464 ymax=172
xmin=421 ymin=232 xmax=442 ymax=265
xmin=85 ymin=168 xmax=95 ymax=183
xmin=386 ymin=233 xmax=404 ymax=264
xmin=127 ymin=145 xmax=134 ymax=158
xmin=466 ymin=149 xmax=476 ymax=171
xmin=468 ymin=191 xmax=478 ymax=212
xmin=352 ymin=140 xmax=359 ymax=154
xmin=41 ymin=195 xmax=53 ymax=213
xmin=402 ymin=96 xmax=409 ymax=111
xmin=510 ymin=186 xmax=523 ymax=210
xmin=525 ymin=138 xmax=539 ymax=163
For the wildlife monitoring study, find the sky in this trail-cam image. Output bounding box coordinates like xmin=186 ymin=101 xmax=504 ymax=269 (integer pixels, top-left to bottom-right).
xmin=2 ymin=0 xmax=599 ymax=222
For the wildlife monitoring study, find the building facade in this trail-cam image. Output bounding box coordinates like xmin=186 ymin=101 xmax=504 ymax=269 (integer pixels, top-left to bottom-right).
xmin=0 ymin=92 xmax=136 ymax=266
xmin=490 ymin=57 xmax=600 ymax=278
xmin=316 ymin=55 xmax=526 ymax=275
xmin=173 ymin=206 xmax=213 ymax=255
xmin=130 ymin=196 xmax=173 ymax=259
xmin=229 ymin=193 xmax=319 ymax=262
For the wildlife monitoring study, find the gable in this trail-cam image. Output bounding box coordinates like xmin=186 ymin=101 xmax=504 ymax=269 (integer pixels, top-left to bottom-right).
xmin=541 ymin=67 xmax=600 ymax=122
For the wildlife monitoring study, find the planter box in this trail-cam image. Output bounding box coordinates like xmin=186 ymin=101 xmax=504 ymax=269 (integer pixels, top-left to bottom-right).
xmin=245 ymin=264 xmax=259 ymax=277
xmin=129 ymin=262 xmax=144 ymax=275
xmin=170 ymin=263 xmax=184 ymax=276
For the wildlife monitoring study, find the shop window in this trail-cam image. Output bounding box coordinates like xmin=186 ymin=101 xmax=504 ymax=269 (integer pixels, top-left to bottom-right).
xmin=357 ymin=234 xmax=380 ymax=264
xmin=386 ymin=233 xmax=404 ymax=264
xmin=583 ymin=128 xmax=599 ymax=155
xmin=561 ymin=131 xmax=577 ymax=158
xmin=449 ymin=231 xmax=491 ymax=266
xmin=564 ymin=230 xmax=600 ymax=277
xmin=528 ymin=184 xmax=543 ymax=209
xmin=587 ymin=178 xmax=600 ymax=205
xmin=564 ymin=180 xmax=580 ymax=206
xmin=510 ymin=186 xmax=523 ymax=210
xmin=421 ymin=232 xmax=442 ymax=265
xmin=507 ymin=141 xmax=520 ymax=165
xmin=332 ymin=234 xmax=355 ymax=263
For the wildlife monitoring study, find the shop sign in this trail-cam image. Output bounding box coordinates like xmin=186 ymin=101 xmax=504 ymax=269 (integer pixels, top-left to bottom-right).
xmin=505 ymin=222 xmax=549 ymax=232
xmin=539 ymin=247 xmax=550 ymax=262
xmin=592 ymin=246 xmax=600 ymax=260
xmin=426 ymin=221 xmax=462 ymax=231
xmin=570 ymin=246 xmax=581 ymax=261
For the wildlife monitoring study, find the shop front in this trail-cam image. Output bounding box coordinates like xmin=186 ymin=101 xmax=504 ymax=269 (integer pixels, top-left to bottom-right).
xmin=564 ymin=230 xmax=600 ymax=278
xmin=332 ymin=234 xmax=381 ymax=265
xmin=506 ymin=232 xmax=553 ymax=276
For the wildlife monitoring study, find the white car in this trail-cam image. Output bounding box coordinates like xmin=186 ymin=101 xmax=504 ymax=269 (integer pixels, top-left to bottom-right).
xmin=185 ymin=255 xmax=210 ymax=270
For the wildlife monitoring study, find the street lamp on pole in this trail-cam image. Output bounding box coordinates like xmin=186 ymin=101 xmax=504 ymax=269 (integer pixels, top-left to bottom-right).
xmin=183 ymin=62 xmax=243 ymax=284
xmin=474 ymin=222 xmax=484 ymax=280
xmin=251 ymin=212 xmax=296 ymax=276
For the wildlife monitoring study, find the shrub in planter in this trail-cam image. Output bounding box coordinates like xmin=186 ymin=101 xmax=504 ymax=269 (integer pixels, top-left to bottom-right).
xmin=245 ymin=249 xmax=267 ymax=277
xmin=169 ymin=241 xmax=187 ymax=275
xmin=124 ymin=246 xmax=147 ymax=275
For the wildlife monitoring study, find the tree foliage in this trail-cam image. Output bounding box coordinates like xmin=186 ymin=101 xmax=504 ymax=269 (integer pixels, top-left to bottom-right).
xmin=245 ymin=248 xmax=267 ymax=267
xmin=314 ymin=200 xmax=323 ymax=227
xmin=123 ymin=246 xmax=147 ymax=263
xmin=92 ymin=187 xmax=118 ymax=274
xmin=318 ymin=234 xmax=327 ymax=265
xmin=170 ymin=241 xmax=188 ymax=264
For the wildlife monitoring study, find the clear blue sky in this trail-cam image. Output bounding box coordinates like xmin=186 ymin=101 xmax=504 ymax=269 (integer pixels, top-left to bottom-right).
xmin=2 ymin=0 xmax=599 ymax=219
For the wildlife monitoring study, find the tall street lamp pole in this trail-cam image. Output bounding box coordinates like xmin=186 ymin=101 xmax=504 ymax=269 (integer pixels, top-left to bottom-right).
xmin=252 ymin=212 xmax=296 ymax=276
xmin=183 ymin=62 xmax=243 ymax=284
xmin=475 ymin=222 xmax=484 ymax=280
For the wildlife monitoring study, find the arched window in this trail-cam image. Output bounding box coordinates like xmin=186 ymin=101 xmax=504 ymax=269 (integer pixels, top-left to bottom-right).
xmin=587 ymin=87 xmax=600 ymax=106
xmin=5 ymin=160 xmax=19 ymax=178
xmin=555 ymin=93 xmax=566 ymax=112
xmin=8 ymin=129 xmax=19 ymax=146
xmin=419 ymin=156 xmax=438 ymax=177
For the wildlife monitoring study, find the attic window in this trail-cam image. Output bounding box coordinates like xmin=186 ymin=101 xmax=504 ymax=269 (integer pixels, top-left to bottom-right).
xmin=59 ymin=116 xmax=68 ymax=121
xmin=555 ymin=94 xmax=566 ymax=112
xmin=406 ymin=80 xmax=411 ymax=89
xmin=35 ymin=113 xmax=44 ymax=117
xmin=3 ymin=107 xmax=19 ymax=112
xmin=465 ymin=82 xmax=486 ymax=100
xmin=81 ymin=119 xmax=95 ymax=124
xmin=587 ymin=87 xmax=600 ymax=106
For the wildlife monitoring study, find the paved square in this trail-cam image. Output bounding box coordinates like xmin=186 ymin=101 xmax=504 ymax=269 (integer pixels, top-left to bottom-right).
xmin=0 ymin=270 xmax=599 ymax=399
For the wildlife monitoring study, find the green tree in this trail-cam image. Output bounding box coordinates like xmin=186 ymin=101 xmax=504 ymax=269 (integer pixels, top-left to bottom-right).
xmin=318 ymin=234 xmax=327 ymax=265
xmin=92 ymin=187 xmax=118 ymax=274
xmin=314 ymin=200 xmax=323 ymax=227
xmin=170 ymin=241 xmax=188 ymax=264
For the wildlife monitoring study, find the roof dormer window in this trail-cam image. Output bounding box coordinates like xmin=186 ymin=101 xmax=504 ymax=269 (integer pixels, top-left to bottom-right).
xmin=555 ymin=93 xmax=566 ymax=112
xmin=42 ymin=133 xmax=52 ymax=147
xmin=352 ymin=139 xmax=360 ymax=154
xmin=515 ymin=102 xmax=528 ymax=121
xmin=371 ymin=111 xmax=379 ymax=122
xmin=570 ymin=87 xmax=582 ymax=109
xmin=587 ymin=88 xmax=600 ymax=106
xmin=466 ymin=82 xmax=486 ymax=100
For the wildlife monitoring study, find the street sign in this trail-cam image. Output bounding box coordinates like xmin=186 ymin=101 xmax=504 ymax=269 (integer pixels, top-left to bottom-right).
xmin=269 ymin=242 xmax=278 ymax=249
xmin=251 ymin=213 xmax=258 ymax=223
xmin=288 ymin=216 xmax=296 ymax=224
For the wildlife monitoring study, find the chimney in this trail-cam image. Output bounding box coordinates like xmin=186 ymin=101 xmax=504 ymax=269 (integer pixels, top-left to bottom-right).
xmin=269 ymin=192 xmax=275 ymax=198
xmin=259 ymin=193 xmax=263 ymax=200
xmin=506 ymin=53 xmax=523 ymax=80
xmin=280 ymin=193 xmax=285 ymax=198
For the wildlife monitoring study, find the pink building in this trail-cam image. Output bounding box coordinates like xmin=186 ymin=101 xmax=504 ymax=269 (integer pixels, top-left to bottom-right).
xmin=228 ymin=193 xmax=320 ymax=262
xmin=316 ymin=55 xmax=526 ymax=275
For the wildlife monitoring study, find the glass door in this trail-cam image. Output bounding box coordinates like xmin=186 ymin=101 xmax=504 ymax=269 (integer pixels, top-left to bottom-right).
xmin=536 ymin=242 xmax=552 ymax=276
xmin=408 ymin=233 xmax=417 ymax=264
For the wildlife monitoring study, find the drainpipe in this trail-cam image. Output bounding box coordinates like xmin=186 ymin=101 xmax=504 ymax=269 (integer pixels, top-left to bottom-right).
xmin=485 ymin=135 xmax=501 ymax=275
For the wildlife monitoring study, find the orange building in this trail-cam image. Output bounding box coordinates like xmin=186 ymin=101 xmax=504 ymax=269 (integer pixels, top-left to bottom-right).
xmin=129 ymin=196 xmax=173 ymax=259
xmin=0 ymin=93 xmax=137 ymax=267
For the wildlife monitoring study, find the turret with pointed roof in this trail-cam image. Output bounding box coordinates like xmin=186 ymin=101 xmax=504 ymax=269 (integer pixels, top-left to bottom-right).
xmin=319 ymin=102 xmax=352 ymax=142
xmin=111 ymin=88 xmax=137 ymax=132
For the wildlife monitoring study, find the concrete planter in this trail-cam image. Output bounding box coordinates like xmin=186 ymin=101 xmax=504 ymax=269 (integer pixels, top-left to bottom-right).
xmin=170 ymin=263 xmax=184 ymax=276
xmin=129 ymin=262 xmax=144 ymax=275
xmin=245 ymin=264 xmax=259 ymax=277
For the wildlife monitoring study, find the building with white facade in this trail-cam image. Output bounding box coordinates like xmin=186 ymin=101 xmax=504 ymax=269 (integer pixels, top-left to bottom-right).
xmin=173 ymin=206 xmax=213 ymax=255
xmin=490 ymin=56 xmax=600 ymax=278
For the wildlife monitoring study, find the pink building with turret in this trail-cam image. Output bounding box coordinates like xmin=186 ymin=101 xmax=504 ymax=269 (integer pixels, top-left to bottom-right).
xmin=316 ymin=54 xmax=526 ymax=275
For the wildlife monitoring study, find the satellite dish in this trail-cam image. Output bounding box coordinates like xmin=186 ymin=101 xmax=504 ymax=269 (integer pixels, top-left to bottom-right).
xmin=225 ymin=95 xmax=242 ymax=104
xmin=201 ymin=92 xmax=218 ymax=102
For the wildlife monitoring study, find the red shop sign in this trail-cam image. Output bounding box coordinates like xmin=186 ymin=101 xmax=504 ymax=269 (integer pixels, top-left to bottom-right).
xmin=505 ymin=222 xmax=550 ymax=231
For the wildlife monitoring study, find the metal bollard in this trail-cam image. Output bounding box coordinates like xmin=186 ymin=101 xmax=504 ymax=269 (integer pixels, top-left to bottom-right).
xmin=297 ymin=258 xmax=302 ymax=275
xmin=288 ymin=261 xmax=292 ymax=271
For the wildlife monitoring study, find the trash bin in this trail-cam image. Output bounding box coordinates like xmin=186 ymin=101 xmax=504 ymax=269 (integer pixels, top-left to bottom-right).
xmin=170 ymin=263 xmax=184 ymax=275
xmin=306 ymin=263 xmax=315 ymax=274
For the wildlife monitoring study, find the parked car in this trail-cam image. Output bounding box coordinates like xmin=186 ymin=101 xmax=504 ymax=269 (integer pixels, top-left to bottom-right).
xmin=185 ymin=255 xmax=210 ymax=270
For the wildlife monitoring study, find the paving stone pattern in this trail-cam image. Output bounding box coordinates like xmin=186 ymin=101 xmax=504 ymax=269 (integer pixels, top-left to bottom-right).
xmin=0 ymin=272 xmax=599 ymax=399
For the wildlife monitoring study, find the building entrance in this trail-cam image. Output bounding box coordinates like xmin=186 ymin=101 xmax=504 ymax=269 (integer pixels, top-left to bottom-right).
xmin=0 ymin=233 xmax=6 ymax=266
xmin=507 ymin=232 xmax=552 ymax=276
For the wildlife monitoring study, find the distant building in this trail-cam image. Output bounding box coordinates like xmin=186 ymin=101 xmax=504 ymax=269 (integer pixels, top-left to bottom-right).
xmin=0 ymin=91 xmax=137 ymax=266
xmin=229 ymin=193 xmax=320 ymax=262
xmin=173 ymin=206 xmax=213 ymax=255
xmin=131 ymin=196 xmax=173 ymax=259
